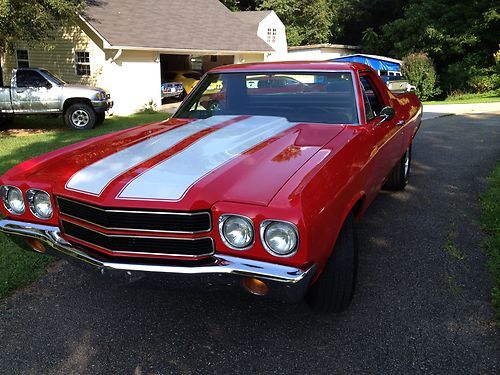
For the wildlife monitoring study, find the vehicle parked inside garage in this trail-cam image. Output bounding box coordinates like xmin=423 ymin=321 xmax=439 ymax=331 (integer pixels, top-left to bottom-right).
xmin=161 ymin=82 xmax=184 ymax=100
xmin=164 ymin=71 xmax=202 ymax=97
xmin=0 ymin=68 xmax=113 ymax=130
xmin=0 ymin=61 xmax=422 ymax=313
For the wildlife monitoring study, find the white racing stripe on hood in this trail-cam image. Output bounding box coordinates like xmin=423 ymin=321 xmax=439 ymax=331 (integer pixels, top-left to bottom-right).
xmin=118 ymin=116 xmax=296 ymax=201
xmin=65 ymin=116 xmax=238 ymax=195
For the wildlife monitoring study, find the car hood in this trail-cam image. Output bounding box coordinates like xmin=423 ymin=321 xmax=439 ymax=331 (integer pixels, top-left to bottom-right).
xmin=62 ymin=84 xmax=105 ymax=95
xmin=2 ymin=116 xmax=345 ymax=209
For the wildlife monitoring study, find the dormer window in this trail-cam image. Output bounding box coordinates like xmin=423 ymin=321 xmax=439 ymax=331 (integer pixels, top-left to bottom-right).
xmin=267 ymin=28 xmax=277 ymax=43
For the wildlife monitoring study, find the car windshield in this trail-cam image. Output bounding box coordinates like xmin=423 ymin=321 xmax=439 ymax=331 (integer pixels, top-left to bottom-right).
xmin=175 ymin=72 xmax=358 ymax=124
xmin=40 ymin=69 xmax=66 ymax=85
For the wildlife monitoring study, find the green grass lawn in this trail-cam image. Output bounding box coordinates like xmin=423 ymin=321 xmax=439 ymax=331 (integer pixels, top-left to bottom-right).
xmin=481 ymin=162 xmax=500 ymax=321
xmin=0 ymin=111 xmax=168 ymax=299
xmin=424 ymin=90 xmax=500 ymax=105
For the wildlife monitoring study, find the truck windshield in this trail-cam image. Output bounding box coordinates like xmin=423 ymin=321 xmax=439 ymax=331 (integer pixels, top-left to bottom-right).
xmin=40 ymin=69 xmax=66 ymax=85
xmin=175 ymin=72 xmax=358 ymax=124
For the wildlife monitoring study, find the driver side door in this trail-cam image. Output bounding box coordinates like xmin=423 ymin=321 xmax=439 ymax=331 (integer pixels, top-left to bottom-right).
xmin=360 ymin=72 xmax=403 ymax=190
xmin=12 ymin=70 xmax=60 ymax=113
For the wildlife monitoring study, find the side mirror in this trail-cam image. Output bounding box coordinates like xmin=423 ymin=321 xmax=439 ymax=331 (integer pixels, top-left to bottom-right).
xmin=45 ymin=82 xmax=53 ymax=89
xmin=375 ymin=106 xmax=395 ymax=126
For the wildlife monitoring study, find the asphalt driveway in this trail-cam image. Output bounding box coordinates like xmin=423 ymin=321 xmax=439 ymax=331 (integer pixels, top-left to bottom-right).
xmin=0 ymin=112 xmax=499 ymax=374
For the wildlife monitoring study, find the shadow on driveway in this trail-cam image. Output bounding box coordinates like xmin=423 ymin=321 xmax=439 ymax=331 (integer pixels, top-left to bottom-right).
xmin=0 ymin=113 xmax=499 ymax=374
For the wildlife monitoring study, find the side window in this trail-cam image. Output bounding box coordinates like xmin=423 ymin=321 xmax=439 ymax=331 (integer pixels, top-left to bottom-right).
xmin=360 ymin=76 xmax=384 ymax=120
xmin=16 ymin=50 xmax=29 ymax=68
xmin=75 ymin=51 xmax=91 ymax=76
xmin=16 ymin=70 xmax=48 ymax=88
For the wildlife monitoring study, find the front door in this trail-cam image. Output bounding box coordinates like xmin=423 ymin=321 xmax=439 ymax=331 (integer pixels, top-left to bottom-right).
xmin=12 ymin=70 xmax=61 ymax=113
xmin=360 ymin=73 xmax=403 ymax=191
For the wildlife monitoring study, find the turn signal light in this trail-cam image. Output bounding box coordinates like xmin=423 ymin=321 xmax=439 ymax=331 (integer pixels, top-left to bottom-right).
xmin=242 ymin=277 xmax=269 ymax=296
xmin=25 ymin=238 xmax=47 ymax=253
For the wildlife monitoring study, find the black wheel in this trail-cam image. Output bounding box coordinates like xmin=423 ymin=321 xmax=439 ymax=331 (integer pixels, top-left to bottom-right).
xmin=96 ymin=112 xmax=106 ymax=125
xmin=64 ymin=103 xmax=96 ymax=130
xmin=307 ymin=213 xmax=358 ymax=313
xmin=0 ymin=115 xmax=13 ymax=129
xmin=384 ymin=144 xmax=412 ymax=190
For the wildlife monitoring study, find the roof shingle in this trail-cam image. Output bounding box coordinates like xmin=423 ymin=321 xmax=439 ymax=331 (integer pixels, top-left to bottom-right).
xmin=82 ymin=0 xmax=272 ymax=53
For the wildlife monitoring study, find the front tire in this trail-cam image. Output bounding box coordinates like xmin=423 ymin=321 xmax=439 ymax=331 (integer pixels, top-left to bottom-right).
xmin=95 ymin=112 xmax=105 ymax=125
xmin=384 ymin=144 xmax=412 ymax=190
xmin=64 ymin=103 xmax=96 ymax=130
xmin=307 ymin=213 xmax=358 ymax=313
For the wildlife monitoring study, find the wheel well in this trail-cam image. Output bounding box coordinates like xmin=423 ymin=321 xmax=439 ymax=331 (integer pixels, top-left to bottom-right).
xmin=351 ymin=195 xmax=366 ymax=221
xmin=63 ymin=98 xmax=93 ymax=112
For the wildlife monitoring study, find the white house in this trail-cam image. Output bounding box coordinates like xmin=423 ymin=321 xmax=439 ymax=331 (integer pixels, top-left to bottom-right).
xmin=287 ymin=44 xmax=361 ymax=61
xmin=235 ymin=11 xmax=288 ymax=62
xmin=0 ymin=0 xmax=288 ymax=116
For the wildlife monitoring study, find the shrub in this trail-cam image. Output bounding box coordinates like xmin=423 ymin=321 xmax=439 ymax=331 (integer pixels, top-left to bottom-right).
xmin=468 ymin=74 xmax=497 ymax=93
xmin=401 ymin=52 xmax=441 ymax=101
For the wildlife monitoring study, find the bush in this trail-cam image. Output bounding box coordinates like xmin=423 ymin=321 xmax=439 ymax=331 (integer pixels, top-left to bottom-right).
xmin=468 ymin=74 xmax=498 ymax=93
xmin=401 ymin=52 xmax=441 ymax=101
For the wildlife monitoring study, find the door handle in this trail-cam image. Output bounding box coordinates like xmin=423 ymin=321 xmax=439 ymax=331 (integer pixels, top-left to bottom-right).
xmin=396 ymin=120 xmax=405 ymax=126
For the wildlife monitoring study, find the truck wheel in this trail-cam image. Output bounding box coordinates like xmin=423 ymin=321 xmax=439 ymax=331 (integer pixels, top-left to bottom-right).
xmin=96 ymin=112 xmax=105 ymax=125
xmin=384 ymin=144 xmax=412 ymax=190
xmin=64 ymin=103 xmax=96 ymax=130
xmin=0 ymin=116 xmax=13 ymax=129
xmin=306 ymin=213 xmax=358 ymax=313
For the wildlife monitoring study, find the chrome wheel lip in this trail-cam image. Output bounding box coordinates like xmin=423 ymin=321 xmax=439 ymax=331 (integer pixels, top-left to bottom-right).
xmin=71 ymin=109 xmax=90 ymax=128
xmin=403 ymin=150 xmax=410 ymax=177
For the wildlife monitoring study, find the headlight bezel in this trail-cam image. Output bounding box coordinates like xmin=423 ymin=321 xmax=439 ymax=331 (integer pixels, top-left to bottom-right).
xmin=95 ymin=91 xmax=107 ymax=101
xmin=218 ymin=214 xmax=255 ymax=251
xmin=260 ymin=220 xmax=299 ymax=258
xmin=1 ymin=185 xmax=26 ymax=215
xmin=26 ymin=189 xmax=53 ymax=220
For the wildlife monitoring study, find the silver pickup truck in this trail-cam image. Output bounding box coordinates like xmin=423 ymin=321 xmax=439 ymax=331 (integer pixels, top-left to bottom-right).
xmin=0 ymin=68 xmax=112 ymax=130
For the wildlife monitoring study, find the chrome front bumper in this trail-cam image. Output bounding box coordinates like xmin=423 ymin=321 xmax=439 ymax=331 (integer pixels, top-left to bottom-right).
xmin=0 ymin=219 xmax=316 ymax=301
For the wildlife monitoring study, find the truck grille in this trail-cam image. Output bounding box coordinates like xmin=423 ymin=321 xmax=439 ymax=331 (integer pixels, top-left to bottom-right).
xmin=56 ymin=197 xmax=211 ymax=233
xmin=61 ymin=220 xmax=214 ymax=258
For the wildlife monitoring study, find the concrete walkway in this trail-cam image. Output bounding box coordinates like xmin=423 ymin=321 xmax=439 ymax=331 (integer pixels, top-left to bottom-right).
xmin=423 ymin=101 xmax=500 ymax=120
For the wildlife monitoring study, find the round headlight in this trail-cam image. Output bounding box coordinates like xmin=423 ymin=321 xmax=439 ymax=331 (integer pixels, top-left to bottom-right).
xmin=261 ymin=221 xmax=299 ymax=257
xmin=2 ymin=186 xmax=25 ymax=215
xmin=219 ymin=215 xmax=254 ymax=250
xmin=31 ymin=190 xmax=53 ymax=219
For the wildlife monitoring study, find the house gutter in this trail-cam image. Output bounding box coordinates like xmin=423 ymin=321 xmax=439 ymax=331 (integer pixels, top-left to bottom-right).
xmin=111 ymin=48 xmax=123 ymax=62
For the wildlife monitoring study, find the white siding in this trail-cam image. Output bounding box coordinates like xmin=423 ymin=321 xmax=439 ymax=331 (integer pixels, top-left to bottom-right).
xmin=287 ymin=47 xmax=355 ymax=61
xmin=257 ymin=12 xmax=288 ymax=61
xmin=100 ymin=50 xmax=161 ymax=116
xmin=1 ymin=24 xmax=105 ymax=86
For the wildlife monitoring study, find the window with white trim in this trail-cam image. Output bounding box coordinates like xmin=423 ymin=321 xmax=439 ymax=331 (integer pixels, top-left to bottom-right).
xmin=16 ymin=49 xmax=29 ymax=68
xmin=267 ymin=28 xmax=277 ymax=43
xmin=75 ymin=51 xmax=91 ymax=76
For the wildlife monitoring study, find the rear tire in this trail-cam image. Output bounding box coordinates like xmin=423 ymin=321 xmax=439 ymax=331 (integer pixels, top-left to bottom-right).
xmin=384 ymin=144 xmax=412 ymax=190
xmin=64 ymin=103 xmax=96 ymax=130
xmin=96 ymin=112 xmax=105 ymax=125
xmin=0 ymin=115 xmax=13 ymax=129
xmin=306 ymin=213 xmax=358 ymax=313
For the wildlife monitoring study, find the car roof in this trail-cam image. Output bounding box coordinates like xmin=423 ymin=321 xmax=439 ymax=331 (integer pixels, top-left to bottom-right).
xmin=210 ymin=61 xmax=368 ymax=73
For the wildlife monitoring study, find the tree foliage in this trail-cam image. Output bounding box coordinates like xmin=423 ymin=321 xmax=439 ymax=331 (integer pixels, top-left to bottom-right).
xmin=377 ymin=0 xmax=500 ymax=93
xmin=401 ymin=52 xmax=441 ymax=100
xmin=0 ymin=0 xmax=83 ymax=54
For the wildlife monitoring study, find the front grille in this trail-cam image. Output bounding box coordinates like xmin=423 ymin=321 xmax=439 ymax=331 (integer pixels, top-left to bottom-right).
xmin=57 ymin=197 xmax=211 ymax=233
xmin=62 ymin=220 xmax=214 ymax=257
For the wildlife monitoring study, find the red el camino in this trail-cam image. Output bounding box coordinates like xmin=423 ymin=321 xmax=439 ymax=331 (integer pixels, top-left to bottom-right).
xmin=0 ymin=62 xmax=422 ymax=313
